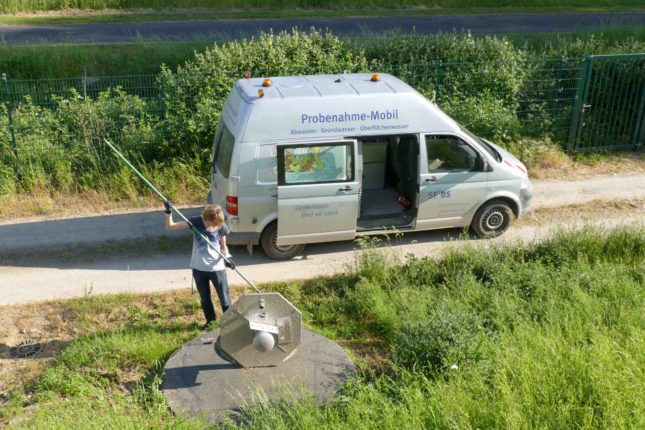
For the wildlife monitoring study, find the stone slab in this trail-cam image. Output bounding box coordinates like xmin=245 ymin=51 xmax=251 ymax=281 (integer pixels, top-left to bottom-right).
xmin=161 ymin=328 xmax=355 ymax=423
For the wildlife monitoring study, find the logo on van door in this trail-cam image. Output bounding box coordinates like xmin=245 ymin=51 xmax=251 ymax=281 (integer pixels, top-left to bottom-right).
xmin=429 ymin=191 xmax=452 ymax=199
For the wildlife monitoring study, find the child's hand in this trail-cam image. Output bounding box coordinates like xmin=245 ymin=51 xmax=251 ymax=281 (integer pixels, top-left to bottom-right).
xmin=224 ymin=256 xmax=236 ymax=270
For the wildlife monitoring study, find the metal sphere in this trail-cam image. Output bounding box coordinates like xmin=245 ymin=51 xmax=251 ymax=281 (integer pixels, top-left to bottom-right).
xmin=253 ymin=331 xmax=275 ymax=353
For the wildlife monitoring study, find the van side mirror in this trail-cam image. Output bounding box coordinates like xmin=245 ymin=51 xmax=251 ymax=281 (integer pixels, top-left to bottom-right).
xmin=481 ymin=158 xmax=492 ymax=172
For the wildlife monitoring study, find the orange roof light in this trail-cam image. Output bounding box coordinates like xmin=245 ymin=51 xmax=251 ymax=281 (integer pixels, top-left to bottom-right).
xmin=243 ymin=71 xmax=251 ymax=79
xmin=371 ymin=74 xmax=380 ymax=82
xmin=262 ymin=78 xmax=272 ymax=87
xmin=258 ymin=89 xmax=264 ymax=98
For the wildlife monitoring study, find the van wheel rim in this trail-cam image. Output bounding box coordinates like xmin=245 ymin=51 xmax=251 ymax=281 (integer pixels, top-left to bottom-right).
xmin=482 ymin=209 xmax=505 ymax=231
xmin=272 ymin=234 xmax=297 ymax=255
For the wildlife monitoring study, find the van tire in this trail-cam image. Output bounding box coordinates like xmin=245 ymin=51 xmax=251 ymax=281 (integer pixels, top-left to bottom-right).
xmin=260 ymin=222 xmax=305 ymax=261
xmin=470 ymin=199 xmax=514 ymax=238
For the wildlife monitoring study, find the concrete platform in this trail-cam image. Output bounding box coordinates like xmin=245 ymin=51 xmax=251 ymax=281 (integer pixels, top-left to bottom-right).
xmin=161 ymin=328 xmax=355 ymax=423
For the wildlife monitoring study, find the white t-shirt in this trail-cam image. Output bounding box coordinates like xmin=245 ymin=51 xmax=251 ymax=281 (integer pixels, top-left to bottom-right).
xmin=188 ymin=216 xmax=230 ymax=272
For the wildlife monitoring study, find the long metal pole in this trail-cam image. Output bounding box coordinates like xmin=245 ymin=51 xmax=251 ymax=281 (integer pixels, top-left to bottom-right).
xmin=104 ymin=138 xmax=260 ymax=293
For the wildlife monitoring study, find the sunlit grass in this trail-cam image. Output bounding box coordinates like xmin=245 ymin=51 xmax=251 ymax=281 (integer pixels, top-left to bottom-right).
xmin=1 ymin=225 xmax=643 ymax=428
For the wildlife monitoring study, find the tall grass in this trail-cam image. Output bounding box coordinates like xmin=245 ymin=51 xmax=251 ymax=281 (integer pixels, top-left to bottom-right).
xmin=2 ymin=0 xmax=644 ymax=13
xmin=3 ymin=27 xmax=645 ymax=80
xmin=0 ymin=41 xmax=211 ymax=80
xmin=1 ymin=225 xmax=643 ymax=428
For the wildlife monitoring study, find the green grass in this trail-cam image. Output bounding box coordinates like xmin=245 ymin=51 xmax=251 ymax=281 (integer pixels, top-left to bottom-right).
xmin=1 ymin=225 xmax=643 ymax=428
xmin=1 ymin=5 xmax=645 ymax=25
xmin=2 ymin=26 xmax=644 ymax=79
xmin=0 ymin=41 xmax=212 ymax=79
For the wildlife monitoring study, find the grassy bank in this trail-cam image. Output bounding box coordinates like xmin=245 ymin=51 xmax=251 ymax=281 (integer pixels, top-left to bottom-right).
xmin=2 ymin=6 xmax=645 ymax=26
xmin=2 ymin=0 xmax=644 ymax=14
xmin=1 ymin=225 xmax=643 ymax=428
xmin=0 ymin=41 xmax=211 ymax=79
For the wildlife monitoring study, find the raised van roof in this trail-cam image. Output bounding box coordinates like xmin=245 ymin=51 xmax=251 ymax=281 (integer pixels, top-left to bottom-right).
xmin=225 ymin=73 xmax=460 ymax=142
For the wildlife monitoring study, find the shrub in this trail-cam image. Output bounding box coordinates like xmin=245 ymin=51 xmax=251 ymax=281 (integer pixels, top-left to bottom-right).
xmin=356 ymin=33 xmax=528 ymax=103
xmin=160 ymin=28 xmax=368 ymax=163
xmin=442 ymin=92 xmax=522 ymax=143
xmin=52 ymin=87 xmax=161 ymax=163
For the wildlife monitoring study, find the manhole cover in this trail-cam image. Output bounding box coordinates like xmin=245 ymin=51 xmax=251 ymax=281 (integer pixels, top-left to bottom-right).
xmin=10 ymin=340 xmax=43 ymax=359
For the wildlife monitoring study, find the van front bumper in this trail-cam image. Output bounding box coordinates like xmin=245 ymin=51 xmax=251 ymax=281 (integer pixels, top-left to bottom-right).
xmin=519 ymin=185 xmax=533 ymax=216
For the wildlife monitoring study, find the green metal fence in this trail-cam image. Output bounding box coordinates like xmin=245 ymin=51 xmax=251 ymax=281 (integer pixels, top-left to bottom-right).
xmin=1 ymin=54 xmax=643 ymax=167
xmin=568 ymin=54 xmax=645 ymax=151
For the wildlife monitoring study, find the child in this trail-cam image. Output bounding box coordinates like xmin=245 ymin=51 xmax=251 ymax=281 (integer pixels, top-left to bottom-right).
xmin=164 ymin=202 xmax=235 ymax=329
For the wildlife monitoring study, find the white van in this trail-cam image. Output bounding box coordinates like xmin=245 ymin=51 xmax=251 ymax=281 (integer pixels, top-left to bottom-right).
xmin=208 ymin=73 xmax=533 ymax=260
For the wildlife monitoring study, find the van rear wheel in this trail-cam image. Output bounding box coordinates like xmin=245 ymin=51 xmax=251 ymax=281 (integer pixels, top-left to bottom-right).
xmin=471 ymin=199 xmax=514 ymax=238
xmin=260 ymin=222 xmax=305 ymax=261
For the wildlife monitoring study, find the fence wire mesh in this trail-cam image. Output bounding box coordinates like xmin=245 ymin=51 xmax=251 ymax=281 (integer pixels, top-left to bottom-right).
xmin=0 ymin=55 xmax=642 ymax=177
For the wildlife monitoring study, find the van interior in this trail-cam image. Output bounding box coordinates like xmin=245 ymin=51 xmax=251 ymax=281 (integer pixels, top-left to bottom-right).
xmin=356 ymin=134 xmax=419 ymax=231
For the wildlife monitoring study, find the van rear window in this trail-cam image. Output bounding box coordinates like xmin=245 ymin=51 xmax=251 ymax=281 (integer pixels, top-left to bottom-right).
xmin=214 ymin=123 xmax=235 ymax=178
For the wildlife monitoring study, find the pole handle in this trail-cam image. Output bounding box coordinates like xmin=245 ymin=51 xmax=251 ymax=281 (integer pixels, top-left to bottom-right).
xmin=104 ymin=139 xmax=260 ymax=293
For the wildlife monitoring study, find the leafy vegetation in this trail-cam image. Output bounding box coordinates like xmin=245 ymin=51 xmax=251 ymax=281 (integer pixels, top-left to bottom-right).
xmin=1 ymin=28 xmax=644 ymax=211
xmin=1 ymin=225 xmax=643 ymax=428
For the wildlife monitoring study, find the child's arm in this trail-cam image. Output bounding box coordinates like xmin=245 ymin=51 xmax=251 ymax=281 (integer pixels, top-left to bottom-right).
xmin=164 ymin=211 xmax=189 ymax=231
xmin=220 ymin=235 xmax=230 ymax=257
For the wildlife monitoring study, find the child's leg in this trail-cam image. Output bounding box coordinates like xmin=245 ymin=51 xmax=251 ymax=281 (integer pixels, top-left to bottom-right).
xmin=192 ymin=269 xmax=217 ymax=323
xmin=210 ymin=270 xmax=231 ymax=313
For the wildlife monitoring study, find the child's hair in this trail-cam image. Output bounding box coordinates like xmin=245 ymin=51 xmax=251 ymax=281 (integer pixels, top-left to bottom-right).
xmin=202 ymin=205 xmax=225 ymax=225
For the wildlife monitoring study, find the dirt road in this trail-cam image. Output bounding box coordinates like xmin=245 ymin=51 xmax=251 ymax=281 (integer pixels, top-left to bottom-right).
xmin=1 ymin=173 xmax=643 ymax=305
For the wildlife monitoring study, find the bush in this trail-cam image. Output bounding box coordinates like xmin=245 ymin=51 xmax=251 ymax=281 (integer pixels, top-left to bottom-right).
xmin=160 ymin=28 xmax=368 ymax=164
xmin=443 ymin=92 xmax=522 ymax=143
xmin=356 ymin=33 xmax=528 ymax=103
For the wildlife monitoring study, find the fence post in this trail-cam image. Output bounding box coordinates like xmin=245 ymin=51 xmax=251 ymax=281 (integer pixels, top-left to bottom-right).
xmin=159 ymin=75 xmax=168 ymax=143
xmin=434 ymin=61 xmax=443 ymax=104
xmin=634 ymin=76 xmax=645 ymax=147
xmin=567 ymin=56 xmax=592 ymax=151
xmin=2 ymin=73 xmax=18 ymax=158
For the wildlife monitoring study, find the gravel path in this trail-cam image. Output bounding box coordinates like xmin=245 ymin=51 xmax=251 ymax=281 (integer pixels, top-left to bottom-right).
xmin=1 ymin=173 xmax=644 ymax=305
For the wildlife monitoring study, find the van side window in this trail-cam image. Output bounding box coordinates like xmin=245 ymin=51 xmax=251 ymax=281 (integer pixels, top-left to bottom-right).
xmin=426 ymin=135 xmax=480 ymax=172
xmin=211 ymin=128 xmax=223 ymax=174
xmin=214 ymin=124 xmax=235 ymax=178
xmin=257 ymin=145 xmax=278 ymax=184
xmin=278 ymin=144 xmax=353 ymax=185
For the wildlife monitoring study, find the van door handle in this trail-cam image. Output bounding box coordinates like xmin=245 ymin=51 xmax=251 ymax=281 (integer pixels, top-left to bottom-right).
xmin=338 ymin=186 xmax=352 ymax=192
xmin=425 ymin=176 xmax=437 ymax=182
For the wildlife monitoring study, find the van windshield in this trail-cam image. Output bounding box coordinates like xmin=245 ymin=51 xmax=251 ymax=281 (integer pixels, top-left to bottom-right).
xmin=459 ymin=125 xmax=502 ymax=162
xmin=214 ymin=122 xmax=235 ymax=178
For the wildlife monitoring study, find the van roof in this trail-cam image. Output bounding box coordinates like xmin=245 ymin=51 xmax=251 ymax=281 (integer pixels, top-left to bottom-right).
xmin=236 ymin=73 xmax=416 ymax=101
xmin=226 ymin=73 xmax=461 ymax=142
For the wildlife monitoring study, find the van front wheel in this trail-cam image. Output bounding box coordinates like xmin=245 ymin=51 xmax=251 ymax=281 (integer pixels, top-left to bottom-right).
xmin=260 ymin=222 xmax=305 ymax=260
xmin=471 ymin=200 xmax=514 ymax=238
